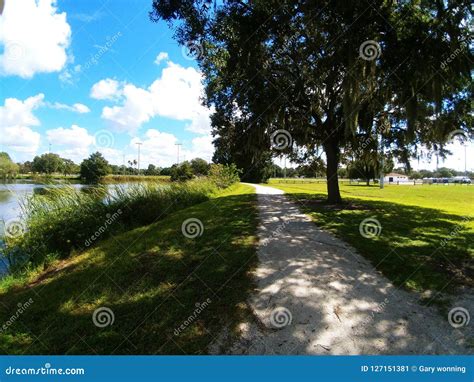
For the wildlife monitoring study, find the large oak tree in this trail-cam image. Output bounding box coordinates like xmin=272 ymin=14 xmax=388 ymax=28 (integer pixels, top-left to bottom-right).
xmin=151 ymin=0 xmax=472 ymax=203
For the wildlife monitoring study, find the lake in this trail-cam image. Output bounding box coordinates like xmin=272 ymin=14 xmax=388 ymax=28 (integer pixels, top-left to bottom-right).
xmin=0 ymin=181 xmax=84 ymax=275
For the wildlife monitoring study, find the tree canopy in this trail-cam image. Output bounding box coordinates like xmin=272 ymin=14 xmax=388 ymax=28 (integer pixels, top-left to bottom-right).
xmin=151 ymin=0 xmax=472 ymax=203
xmin=80 ymin=152 xmax=111 ymax=183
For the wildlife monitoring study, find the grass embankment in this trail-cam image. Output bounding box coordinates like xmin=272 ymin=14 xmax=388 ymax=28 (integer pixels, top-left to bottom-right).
xmin=0 ymin=183 xmax=258 ymax=354
xmin=5 ymin=181 xmax=217 ymax=274
xmin=101 ymin=175 xmax=170 ymax=183
xmin=270 ymin=181 xmax=473 ymax=296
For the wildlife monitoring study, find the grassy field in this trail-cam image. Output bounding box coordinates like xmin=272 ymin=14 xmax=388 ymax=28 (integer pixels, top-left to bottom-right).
xmin=270 ymin=180 xmax=473 ymax=298
xmin=0 ymin=184 xmax=258 ymax=354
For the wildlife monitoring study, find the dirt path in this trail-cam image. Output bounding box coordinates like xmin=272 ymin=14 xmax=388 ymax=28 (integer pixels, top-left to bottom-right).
xmin=223 ymin=184 xmax=471 ymax=354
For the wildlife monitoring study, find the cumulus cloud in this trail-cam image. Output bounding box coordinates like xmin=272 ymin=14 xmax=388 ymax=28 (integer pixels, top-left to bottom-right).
xmin=93 ymin=61 xmax=212 ymax=134
xmin=154 ymin=52 xmax=169 ymax=65
xmin=0 ymin=94 xmax=43 ymax=157
xmin=46 ymin=124 xmax=95 ymax=162
xmin=0 ymin=0 xmax=71 ymax=78
xmin=90 ymin=78 xmax=123 ymax=100
xmin=47 ymin=102 xmax=91 ymax=113
xmin=128 ymin=129 xmax=214 ymax=167
xmin=102 ymin=84 xmax=154 ymax=132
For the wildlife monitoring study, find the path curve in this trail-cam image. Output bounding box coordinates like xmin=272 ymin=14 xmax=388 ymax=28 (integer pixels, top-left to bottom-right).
xmin=224 ymin=184 xmax=470 ymax=354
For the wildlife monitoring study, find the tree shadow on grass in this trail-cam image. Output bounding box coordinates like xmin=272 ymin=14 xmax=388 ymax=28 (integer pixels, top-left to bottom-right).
xmin=288 ymin=192 xmax=473 ymax=292
xmin=0 ymin=192 xmax=259 ymax=355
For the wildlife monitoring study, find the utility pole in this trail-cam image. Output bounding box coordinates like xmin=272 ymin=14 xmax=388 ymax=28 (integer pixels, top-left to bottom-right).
xmin=284 ymin=155 xmax=287 ymax=179
xmin=136 ymin=142 xmax=142 ymax=175
xmin=175 ymin=143 xmax=182 ymax=165
xmin=465 ymin=143 xmax=467 ymax=176
xmin=379 ymin=133 xmax=384 ymax=189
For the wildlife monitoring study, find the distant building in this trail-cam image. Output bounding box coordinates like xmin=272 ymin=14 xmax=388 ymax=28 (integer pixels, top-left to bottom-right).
xmin=384 ymin=172 xmax=409 ymax=183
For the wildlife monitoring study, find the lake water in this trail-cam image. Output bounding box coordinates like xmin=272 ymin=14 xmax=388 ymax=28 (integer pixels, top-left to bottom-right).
xmin=0 ymin=180 xmax=111 ymax=276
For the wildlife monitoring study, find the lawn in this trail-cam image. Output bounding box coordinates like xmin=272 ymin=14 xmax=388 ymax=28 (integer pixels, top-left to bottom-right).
xmin=0 ymin=184 xmax=258 ymax=354
xmin=270 ymin=180 xmax=473 ymax=298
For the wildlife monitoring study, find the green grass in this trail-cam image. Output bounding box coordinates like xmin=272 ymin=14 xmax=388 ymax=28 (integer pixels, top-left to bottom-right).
xmin=7 ymin=180 xmax=218 ymax=271
xmin=270 ymin=181 xmax=473 ymax=295
xmin=0 ymin=183 xmax=258 ymax=354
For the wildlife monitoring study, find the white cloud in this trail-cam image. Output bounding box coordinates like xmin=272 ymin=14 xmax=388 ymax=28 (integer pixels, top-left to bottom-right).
xmin=0 ymin=94 xmax=43 ymax=157
xmin=0 ymin=94 xmax=44 ymax=127
xmin=47 ymin=102 xmax=90 ymax=113
xmin=0 ymin=0 xmax=71 ymax=78
xmin=102 ymin=84 xmax=154 ymax=132
xmin=154 ymin=52 xmax=169 ymax=65
xmin=126 ymin=129 xmax=214 ymax=167
xmin=46 ymin=125 xmax=94 ymax=148
xmin=46 ymin=124 xmax=95 ymax=162
xmin=1 ymin=126 xmax=41 ymax=155
xmin=90 ymin=78 xmax=122 ymax=100
xmin=130 ymin=129 xmax=178 ymax=167
xmin=188 ymin=135 xmax=214 ymax=161
xmin=95 ymin=61 xmax=212 ymax=135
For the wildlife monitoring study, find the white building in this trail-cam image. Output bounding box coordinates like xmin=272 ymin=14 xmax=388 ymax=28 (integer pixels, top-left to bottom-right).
xmin=384 ymin=172 xmax=409 ymax=183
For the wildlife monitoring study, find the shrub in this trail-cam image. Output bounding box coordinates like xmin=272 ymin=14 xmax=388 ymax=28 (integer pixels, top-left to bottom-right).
xmin=208 ymin=164 xmax=240 ymax=188
xmin=170 ymin=162 xmax=194 ymax=182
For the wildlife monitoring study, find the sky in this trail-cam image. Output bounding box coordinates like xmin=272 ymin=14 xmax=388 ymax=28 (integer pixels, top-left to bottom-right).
xmin=0 ymin=0 xmax=472 ymax=171
xmin=0 ymin=0 xmax=214 ymax=168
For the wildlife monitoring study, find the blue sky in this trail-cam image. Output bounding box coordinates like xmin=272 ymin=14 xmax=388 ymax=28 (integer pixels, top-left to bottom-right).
xmin=0 ymin=0 xmax=472 ymax=171
xmin=0 ymin=0 xmax=214 ymax=167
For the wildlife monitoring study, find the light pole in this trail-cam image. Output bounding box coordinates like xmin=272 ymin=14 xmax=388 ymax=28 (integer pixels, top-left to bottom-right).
xmin=379 ymin=133 xmax=384 ymax=189
xmin=175 ymin=143 xmax=182 ymax=165
xmin=136 ymin=142 xmax=142 ymax=174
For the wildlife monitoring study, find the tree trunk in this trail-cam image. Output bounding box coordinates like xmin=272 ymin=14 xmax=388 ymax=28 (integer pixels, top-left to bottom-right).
xmin=323 ymin=139 xmax=342 ymax=204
